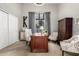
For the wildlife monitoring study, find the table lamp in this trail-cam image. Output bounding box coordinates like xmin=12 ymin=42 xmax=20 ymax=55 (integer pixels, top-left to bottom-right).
xmin=40 ymin=26 xmax=44 ymax=35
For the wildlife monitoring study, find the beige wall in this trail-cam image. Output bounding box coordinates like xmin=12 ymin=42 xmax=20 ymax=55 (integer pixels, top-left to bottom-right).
xmin=58 ymin=3 xmax=79 ymax=35
xmin=21 ymin=3 xmax=59 ymax=33
xmin=1 ymin=3 xmax=79 ymax=35
xmin=0 ymin=3 xmax=22 ymax=31
xmin=0 ymin=3 xmax=59 ymax=33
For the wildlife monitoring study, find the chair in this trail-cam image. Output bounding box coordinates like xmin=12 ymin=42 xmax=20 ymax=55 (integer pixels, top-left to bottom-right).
xmin=60 ymin=35 xmax=79 ymax=55
xmin=25 ymin=28 xmax=32 ymax=45
xmin=48 ymin=32 xmax=58 ymax=41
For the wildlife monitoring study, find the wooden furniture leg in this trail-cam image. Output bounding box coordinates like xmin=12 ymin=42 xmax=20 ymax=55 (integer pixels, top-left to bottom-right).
xmin=62 ymin=50 xmax=64 ymax=56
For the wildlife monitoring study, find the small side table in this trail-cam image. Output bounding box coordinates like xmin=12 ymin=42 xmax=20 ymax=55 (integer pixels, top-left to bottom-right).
xmin=19 ymin=31 xmax=25 ymax=41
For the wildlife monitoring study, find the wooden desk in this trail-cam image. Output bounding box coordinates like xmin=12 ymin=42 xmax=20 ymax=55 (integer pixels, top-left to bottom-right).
xmin=31 ymin=36 xmax=48 ymax=52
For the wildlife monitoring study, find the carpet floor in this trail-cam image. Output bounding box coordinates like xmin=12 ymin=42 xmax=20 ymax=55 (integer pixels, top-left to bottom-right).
xmin=0 ymin=41 xmax=62 ymax=56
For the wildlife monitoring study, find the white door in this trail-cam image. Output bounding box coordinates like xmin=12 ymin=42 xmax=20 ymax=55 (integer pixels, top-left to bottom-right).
xmin=9 ymin=14 xmax=19 ymax=45
xmin=0 ymin=10 xmax=8 ymax=49
xmin=13 ymin=16 xmax=19 ymax=42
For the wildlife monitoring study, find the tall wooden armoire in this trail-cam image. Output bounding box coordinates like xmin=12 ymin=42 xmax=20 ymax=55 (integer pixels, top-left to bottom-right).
xmin=58 ymin=18 xmax=73 ymax=41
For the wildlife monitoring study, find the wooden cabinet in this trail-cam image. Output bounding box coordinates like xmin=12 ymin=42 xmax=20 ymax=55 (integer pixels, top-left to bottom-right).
xmin=31 ymin=36 xmax=48 ymax=52
xmin=58 ymin=18 xmax=73 ymax=41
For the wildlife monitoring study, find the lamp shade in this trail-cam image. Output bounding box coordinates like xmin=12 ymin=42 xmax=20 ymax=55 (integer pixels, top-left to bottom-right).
xmin=40 ymin=26 xmax=44 ymax=30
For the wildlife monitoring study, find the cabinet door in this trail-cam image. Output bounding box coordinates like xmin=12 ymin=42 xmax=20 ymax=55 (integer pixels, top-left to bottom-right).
xmin=66 ymin=19 xmax=72 ymax=39
xmin=13 ymin=16 xmax=19 ymax=42
xmin=58 ymin=20 xmax=65 ymax=41
xmin=9 ymin=14 xmax=19 ymax=45
xmin=0 ymin=11 xmax=8 ymax=49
